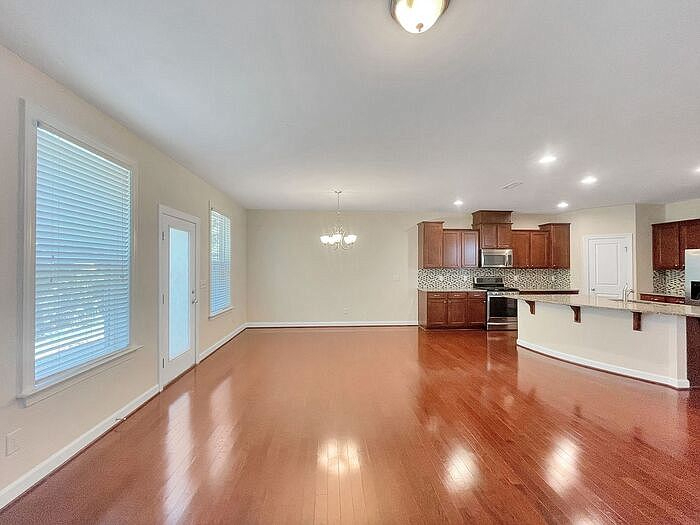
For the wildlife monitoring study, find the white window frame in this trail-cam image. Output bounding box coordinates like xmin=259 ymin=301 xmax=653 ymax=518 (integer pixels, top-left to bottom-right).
xmin=208 ymin=205 xmax=233 ymax=318
xmin=18 ymin=99 xmax=142 ymax=405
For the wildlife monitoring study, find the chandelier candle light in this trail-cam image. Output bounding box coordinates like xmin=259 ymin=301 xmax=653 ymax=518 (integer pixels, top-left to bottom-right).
xmin=320 ymin=191 xmax=357 ymax=250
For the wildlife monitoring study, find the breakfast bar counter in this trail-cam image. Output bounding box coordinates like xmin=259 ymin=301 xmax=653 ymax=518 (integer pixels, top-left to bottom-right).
xmin=517 ymin=294 xmax=700 ymax=389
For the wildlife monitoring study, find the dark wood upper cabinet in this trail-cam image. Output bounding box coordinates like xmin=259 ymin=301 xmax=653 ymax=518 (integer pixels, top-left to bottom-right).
xmin=512 ymin=230 xmax=550 ymax=268
xmin=538 ymin=223 xmax=570 ymax=269
xmin=442 ymin=230 xmax=461 ymax=268
xmin=680 ymin=219 xmax=700 ymax=252
xmin=653 ymin=222 xmax=681 ymax=270
xmin=530 ymin=231 xmax=550 ymax=268
xmin=461 ymin=230 xmax=479 ymax=267
xmin=496 ymin=224 xmax=512 ymax=248
xmin=472 ymin=210 xmax=513 ymax=249
xmin=653 ymin=218 xmax=700 ymax=270
xmin=511 ymin=230 xmax=530 ymax=268
xmin=418 ymin=221 xmax=444 ymax=269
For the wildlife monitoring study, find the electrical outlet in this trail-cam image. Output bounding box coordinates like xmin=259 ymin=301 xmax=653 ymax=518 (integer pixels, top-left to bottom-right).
xmin=200 ymin=280 xmax=207 ymax=290
xmin=438 ymin=275 xmax=444 ymax=282
xmin=392 ymin=274 xmax=400 ymax=282
xmin=513 ymin=275 xmax=519 ymax=282
xmin=6 ymin=428 xmax=21 ymax=456
xmin=462 ymin=275 xmax=469 ymax=281
xmin=343 ymin=307 xmax=349 ymax=315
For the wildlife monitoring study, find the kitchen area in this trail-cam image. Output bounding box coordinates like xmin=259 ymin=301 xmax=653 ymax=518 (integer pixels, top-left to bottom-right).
xmin=417 ymin=210 xmax=578 ymax=331
xmin=417 ymin=209 xmax=700 ymax=389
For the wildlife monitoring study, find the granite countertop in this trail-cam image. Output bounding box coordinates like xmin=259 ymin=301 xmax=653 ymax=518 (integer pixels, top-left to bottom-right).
xmin=638 ymin=291 xmax=685 ymax=298
xmin=518 ymin=293 xmax=700 ymax=318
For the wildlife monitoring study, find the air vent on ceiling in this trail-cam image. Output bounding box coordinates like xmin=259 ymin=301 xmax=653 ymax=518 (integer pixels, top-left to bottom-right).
xmin=501 ymin=181 xmax=524 ymax=190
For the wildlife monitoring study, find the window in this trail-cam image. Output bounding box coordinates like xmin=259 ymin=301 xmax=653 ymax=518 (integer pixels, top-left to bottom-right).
xmin=209 ymin=209 xmax=231 ymax=316
xmin=29 ymin=123 xmax=132 ymax=386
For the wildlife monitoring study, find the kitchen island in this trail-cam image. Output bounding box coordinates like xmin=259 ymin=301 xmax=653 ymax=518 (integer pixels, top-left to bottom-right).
xmin=517 ymin=294 xmax=700 ymax=389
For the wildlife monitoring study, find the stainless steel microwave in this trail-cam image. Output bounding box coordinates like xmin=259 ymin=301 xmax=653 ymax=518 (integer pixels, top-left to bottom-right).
xmin=480 ymin=248 xmax=513 ymax=268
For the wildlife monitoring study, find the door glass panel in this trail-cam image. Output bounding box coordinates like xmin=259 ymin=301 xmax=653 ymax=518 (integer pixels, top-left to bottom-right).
xmin=169 ymin=227 xmax=190 ymax=359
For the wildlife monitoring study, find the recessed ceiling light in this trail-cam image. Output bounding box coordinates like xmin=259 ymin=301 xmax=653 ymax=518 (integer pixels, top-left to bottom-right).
xmin=453 ymin=199 xmax=464 ymax=206
xmin=580 ymin=175 xmax=598 ymax=184
xmin=557 ymin=201 xmax=569 ymax=208
xmin=694 ymin=166 xmax=700 ymax=173
xmin=390 ymin=0 xmax=449 ymax=34
xmin=538 ymin=154 xmax=557 ymax=165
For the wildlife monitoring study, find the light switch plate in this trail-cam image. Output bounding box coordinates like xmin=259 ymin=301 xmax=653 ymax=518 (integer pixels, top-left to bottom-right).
xmin=200 ymin=280 xmax=207 ymax=289
xmin=6 ymin=428 xmax=21 ymax=456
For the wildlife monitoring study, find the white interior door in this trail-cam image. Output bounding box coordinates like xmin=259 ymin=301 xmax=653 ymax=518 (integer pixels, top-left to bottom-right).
xmin=159 ymin=209 xmax=198 ymax=387
xmin=586 ymin=234 xmax=633 ymax=299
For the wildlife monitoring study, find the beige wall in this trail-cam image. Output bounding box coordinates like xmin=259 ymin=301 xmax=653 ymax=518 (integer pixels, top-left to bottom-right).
xmin=246 ymin=210 xmax=551 ymax=323
xmin=664 ymin=197 xmax=700 ymax=222
xmin=550 ymin=205 xmax=636 ymax=291
xmin=0 ymin=46 xmax=246 ymax=493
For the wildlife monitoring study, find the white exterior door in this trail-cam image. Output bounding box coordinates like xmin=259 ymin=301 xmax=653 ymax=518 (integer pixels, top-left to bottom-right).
xmin=159 ymin=207 xmax=199 ymax=387
xmin=586 ymin=235 xmax=633 ymax=299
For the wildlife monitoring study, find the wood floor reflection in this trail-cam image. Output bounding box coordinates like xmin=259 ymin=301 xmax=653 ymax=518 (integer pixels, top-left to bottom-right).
xmin=2 ymin=327 xmax=699 ymax=524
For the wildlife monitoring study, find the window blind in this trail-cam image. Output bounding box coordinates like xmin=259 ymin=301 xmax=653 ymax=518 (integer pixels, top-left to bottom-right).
xmin=210 ymin=209 xmax=231 ymax=316
xmin=34 ymin=125 xmax=132 ymax=382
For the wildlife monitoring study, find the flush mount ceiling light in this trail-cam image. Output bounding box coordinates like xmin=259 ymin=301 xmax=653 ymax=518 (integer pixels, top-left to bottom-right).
xmin=538 ymin=154 xmax=558 ymax=165
xmin=694 ymin=166 xmax=700 ymax=173
xmin=580 ymin=175 xmax=598 ymax=185
xmin=390 ymin=0 xmax=449 ymax=34
xmin=557 ymin=201 xmax=569 ymax=209
xmin=320 ymin=190 xmax=357 ymax=250
xmin=453 ymin=199 xmax=463 ymax=206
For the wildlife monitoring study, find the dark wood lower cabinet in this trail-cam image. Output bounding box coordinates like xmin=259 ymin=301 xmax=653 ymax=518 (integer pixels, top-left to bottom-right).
xmin=419 ymin=291 xmax=486 ymax=329
xmin=639 ymin=293 xmax=685 ymax=304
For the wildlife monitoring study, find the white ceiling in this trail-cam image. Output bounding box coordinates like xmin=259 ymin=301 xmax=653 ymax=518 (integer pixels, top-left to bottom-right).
xmin=1 ymin=1 xmax=699 ymax=212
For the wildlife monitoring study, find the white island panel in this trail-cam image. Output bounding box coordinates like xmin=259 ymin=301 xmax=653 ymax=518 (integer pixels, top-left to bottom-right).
xmin=517 ymin=300 xmax=688 ymax=388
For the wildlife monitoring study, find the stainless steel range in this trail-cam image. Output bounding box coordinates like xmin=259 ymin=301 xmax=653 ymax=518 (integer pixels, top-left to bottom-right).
xmin=473 ymin=276 xmax=519 ymax=331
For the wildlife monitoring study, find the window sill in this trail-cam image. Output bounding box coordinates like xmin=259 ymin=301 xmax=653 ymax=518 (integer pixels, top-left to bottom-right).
xmin=18 ymin=345 xmax=144 ymax=407
xmin=209 ymin=305 xmax=234 ymax=320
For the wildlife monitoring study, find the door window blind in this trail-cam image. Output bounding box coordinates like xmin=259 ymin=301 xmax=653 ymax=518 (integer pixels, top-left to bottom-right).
xmin=34 ymin=125 xmax=132 ymax=382
xmin=209 ymin=209 xmax=231 ymax=316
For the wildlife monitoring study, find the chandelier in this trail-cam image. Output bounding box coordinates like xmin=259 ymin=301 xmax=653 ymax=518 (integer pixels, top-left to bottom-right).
xmin=320 ymin=191 xmax=357 ymax=250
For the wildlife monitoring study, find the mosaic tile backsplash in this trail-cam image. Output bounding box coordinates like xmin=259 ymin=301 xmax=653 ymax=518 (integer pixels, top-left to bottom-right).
xmin=653 ymin=269 xmax=685 ymax=296
xmin=418 ymin=268 xmax=571 ymax=291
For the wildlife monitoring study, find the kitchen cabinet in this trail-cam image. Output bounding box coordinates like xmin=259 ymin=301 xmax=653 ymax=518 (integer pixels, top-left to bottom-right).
xmin=443 ymin=229 xmax=479 ymax=268
xmin=538 ymin=223 xmax=570 ymax=269
xmin=512 ymin=230 xmax=550 ymax=268
xmin=653 ymin=222 xmax=681 ymax=269
xmin=418 ymin=291 xmax=486 ymax=329
xmin=418 ymin=221 xmax=444 ymax=269
xmin=447 ymin=293 xmax=468 ymax=327
xmin=639 ymin=293 xmax=685 ymax=304
xmin=478 ymin=223 xmax=512 ymax=249
xmin=466 ymin=292 xmax=487 ymax=328
xmin=442 ymin=230 xmax=461 ymax=268
xmin=652 ymin=219 xmax=700 ymax=270
xmin=472 ymin=210 xmax=512 ymax=249
xmin=461 ymin=230 xmax=479 ymax=267
xmin=680 ymin=219 xmax=700 ymax=254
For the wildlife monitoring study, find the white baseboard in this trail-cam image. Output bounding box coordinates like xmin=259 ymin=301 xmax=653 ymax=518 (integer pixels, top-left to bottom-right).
xmin=198 ymin=323 xmax=249 ymax=362
xmin=0 ymin=385 xmax=159 ymax=510
xmin=246 ymin=320 xmax=417 ymax=328
xmin=517 ymin=338 xmax=690 ymax=389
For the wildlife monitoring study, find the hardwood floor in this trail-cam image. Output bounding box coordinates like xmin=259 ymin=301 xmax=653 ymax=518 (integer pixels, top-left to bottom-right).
xmin=2 ymin=327 xmax=699 ymax=524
